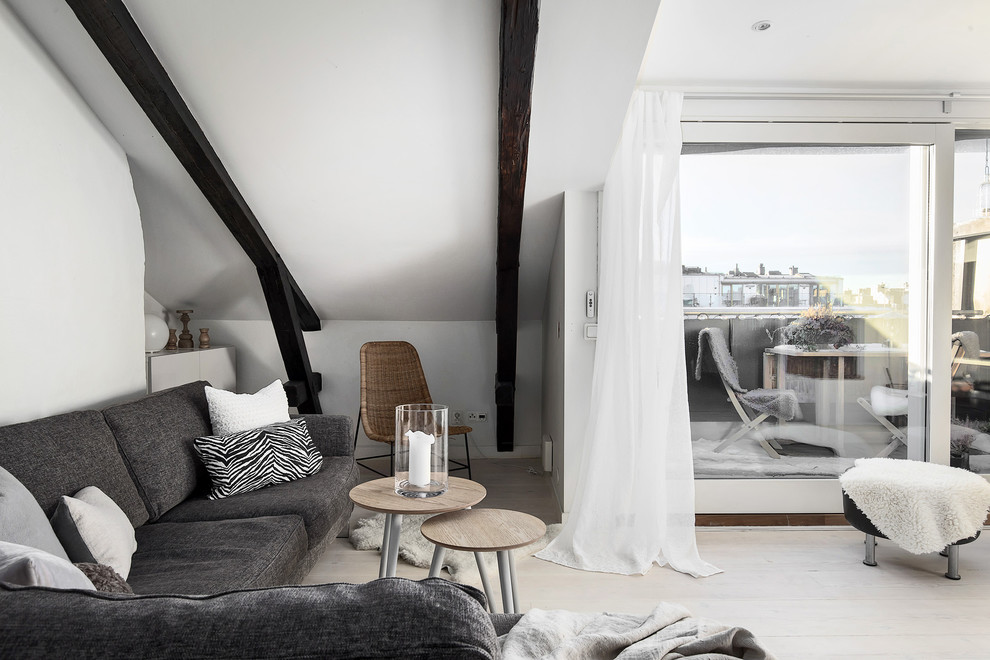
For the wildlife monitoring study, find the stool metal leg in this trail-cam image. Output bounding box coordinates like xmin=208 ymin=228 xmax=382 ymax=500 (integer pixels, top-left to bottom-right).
xmin=864 ymin=533 xmax=877 ymax=567
xmin=508 ymin=550 xmax=520 ymax=614
xmin=385 ymin=514 xmax=402 ymax=577
xmin=379 ymin=513 xmax=392 ymax=578
xmin=428 ymin=546 xmax=446 ymax=578
xmin=474 ymin=552 xmax=495 ymax=611
xmin=945 ymin=544 xmax=961 ymax=580
xmin=496 ymin=550 xmax=514 ymax=614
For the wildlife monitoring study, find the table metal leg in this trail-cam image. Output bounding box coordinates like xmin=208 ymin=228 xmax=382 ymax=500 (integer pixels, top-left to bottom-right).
xmin=508 ymin=550 xmax=520 ymax=614
xmin=496 ymin=550 xmax=514 ymax=614
xmin=379 ymin=513 xmax=392 ymax=578
xmin=385 ymin=513 xmax=402 ymax=577
xmin=429 ymin=546 xmax=446 ymax=578
xmin=474 ymin=552 xmax=496 ymax=611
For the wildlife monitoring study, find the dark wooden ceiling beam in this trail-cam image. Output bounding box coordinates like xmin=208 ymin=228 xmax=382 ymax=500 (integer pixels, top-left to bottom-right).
xmin=65 ymin=0 xmax=322 ymax=409
xmin=495 ymin=0 xmax=539 ymax=451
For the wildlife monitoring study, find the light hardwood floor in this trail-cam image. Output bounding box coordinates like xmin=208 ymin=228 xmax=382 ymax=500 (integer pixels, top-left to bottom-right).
xmin=307 ymin=458 xmax=990 ymax=659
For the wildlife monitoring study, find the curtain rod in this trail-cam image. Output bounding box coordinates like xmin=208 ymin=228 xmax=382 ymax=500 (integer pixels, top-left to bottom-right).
xmin=635 ymin=88 xmax=990 ymax=103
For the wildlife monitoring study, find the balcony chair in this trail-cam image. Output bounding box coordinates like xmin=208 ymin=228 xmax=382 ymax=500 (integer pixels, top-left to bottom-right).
xmin=354 ymin=341 xmax=472 ymax=479
xmin=695 ymin=327 xmax=801 ymax=459
xmin=856 ymin=339 xmax=966 ymax=457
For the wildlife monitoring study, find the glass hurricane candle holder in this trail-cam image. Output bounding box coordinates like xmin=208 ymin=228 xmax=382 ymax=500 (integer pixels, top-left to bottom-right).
xmin=394 ymin=403 xmax=448 ymax=498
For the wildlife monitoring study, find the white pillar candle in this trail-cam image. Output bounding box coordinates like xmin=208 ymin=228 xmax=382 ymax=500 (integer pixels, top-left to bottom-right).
xmin=405 ymin=430 xmax=435 ymax=487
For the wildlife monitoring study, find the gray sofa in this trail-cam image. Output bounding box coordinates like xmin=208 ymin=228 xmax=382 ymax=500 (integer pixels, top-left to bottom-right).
xmin=0 ymin=381 xmax=519 ymax=658
xmin=0 ymin=380 xmax=358 ymax=593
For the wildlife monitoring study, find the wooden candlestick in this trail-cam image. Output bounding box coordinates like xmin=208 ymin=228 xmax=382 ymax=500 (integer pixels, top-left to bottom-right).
xmin=176 ymin=310 xmax=194 ymax=349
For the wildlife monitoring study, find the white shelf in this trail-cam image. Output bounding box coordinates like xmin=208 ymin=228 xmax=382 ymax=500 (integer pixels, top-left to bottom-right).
xmin=146 ymin=345 xmax=235 ymax=393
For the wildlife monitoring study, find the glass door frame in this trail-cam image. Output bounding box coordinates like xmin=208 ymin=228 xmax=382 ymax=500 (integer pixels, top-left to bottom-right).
xmin=682 ymin=121 xmax=955 ymax=513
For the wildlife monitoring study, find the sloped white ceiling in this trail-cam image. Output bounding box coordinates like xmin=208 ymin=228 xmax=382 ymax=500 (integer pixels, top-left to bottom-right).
xmin=7 ymin=0 xmax=659 ymax=322
xmin=21 ymin=1 xmax=987 ymax=324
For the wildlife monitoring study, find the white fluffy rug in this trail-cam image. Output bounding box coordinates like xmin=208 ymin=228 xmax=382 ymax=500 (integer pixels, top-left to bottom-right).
xmin=350 ymin=513 xmax=562 ymax=583
xmin=839 ymin=458 xmax=990 ymax=554
xmin=692 ymin=435 xmax=856 ymax=478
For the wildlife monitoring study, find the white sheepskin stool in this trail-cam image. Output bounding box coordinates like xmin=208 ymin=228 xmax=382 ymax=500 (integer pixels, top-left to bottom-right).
xmin=839 ymin=458 xmax=990 ymax=579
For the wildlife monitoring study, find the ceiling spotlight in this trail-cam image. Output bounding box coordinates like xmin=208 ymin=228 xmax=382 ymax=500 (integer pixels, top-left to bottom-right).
xmin=751 ymin=20 xmax=772 ymax=32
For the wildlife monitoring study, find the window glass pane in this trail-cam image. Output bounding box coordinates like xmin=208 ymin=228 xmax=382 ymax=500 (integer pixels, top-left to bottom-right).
xmin=682 ymin=144 xmax=925 ymax=479
xmin=951 ymin=137 xmax=990 ymax=475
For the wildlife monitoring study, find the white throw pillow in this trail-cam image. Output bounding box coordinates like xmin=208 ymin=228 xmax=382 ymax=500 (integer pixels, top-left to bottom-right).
xmin=205 ymin=379 xmax=290 ymax=436
xmin=0 ymin=541 xmax=95 ymax=590
xmin=50 ymin=486 xmax=137 ymax=579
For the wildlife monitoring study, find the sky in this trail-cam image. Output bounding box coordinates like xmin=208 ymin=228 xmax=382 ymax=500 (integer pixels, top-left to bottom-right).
xmin=680 ymin=143 xmax=990 ymax=296
xmin=680 ymin=148 xmax=912 ymax=294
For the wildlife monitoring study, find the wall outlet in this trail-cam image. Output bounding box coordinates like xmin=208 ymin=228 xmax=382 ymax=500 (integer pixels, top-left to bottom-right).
xmin=466 ymin=411 xmax=488 ymax=423
xmin=451 ymin=410 xmax=465 ymax=425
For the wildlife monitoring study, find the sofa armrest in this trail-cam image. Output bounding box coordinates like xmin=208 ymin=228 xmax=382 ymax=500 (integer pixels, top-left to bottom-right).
xmin=293 ymin=414 xmax=353 ymax=458
xmin=0 ymin=578 xmax=499 ymax=660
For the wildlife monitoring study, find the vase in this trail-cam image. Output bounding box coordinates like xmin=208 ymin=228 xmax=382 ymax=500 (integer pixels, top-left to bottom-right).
xmin=199 ymin=328 xmax=211 ymax=349
xmin=394 ymin=403 xmax=448 ymax=498
xmin=144 ymin=314 xmax=169 ymax=352
xmin=165 ymin=329 xmax=178 ymax=350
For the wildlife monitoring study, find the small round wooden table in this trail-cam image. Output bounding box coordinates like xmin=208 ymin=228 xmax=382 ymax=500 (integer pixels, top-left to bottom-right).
xmin=420 ymin=508 xmax=546 ymax=614
xmin=348 ymin=476 xmax=487 ymax=579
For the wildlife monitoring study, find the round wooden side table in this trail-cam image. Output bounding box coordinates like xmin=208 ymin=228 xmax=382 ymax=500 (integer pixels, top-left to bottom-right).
xmin=348 ymin=476 xmax=487 ymax=579
xmin=420 ymin=508 xmax=546 ymax=613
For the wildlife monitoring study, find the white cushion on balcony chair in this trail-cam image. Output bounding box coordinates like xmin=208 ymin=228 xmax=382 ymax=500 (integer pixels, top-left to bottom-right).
xmin=869 ymin=385 xmax=909 ymax=417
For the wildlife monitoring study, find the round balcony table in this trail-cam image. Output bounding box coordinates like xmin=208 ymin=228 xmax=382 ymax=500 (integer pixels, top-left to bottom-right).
xmin=348 ymin=476 xmax=487 ymax=579
xmin=420 ymin=508 xmax=546 ymax=614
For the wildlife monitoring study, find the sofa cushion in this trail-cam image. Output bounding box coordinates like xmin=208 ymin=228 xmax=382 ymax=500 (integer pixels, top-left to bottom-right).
xmin=127 ymin=515 xmax=308 ymax=594
xmin=102 ymin=381 xmax=212 ymax=521
xmin=0 ymin=578 xmax=500 ymax=659
xmin=0 ymin=411 xmax=148 ymax=527
xmin=155 ymin=457 xmax=358 ymax=548
xmin=194 ymin=418 xmax=323 ymax=500
xmin=0 ymin=541 xmax=95 ymax=590
xmin=51 ymin=487 xmax=138 ymax=579
xmin=0 ymin=465 xmax=70 ymax=560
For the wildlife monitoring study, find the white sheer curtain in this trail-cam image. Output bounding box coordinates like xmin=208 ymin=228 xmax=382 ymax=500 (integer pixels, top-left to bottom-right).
xmin=536 ymin=90 xmax=720 ymax=577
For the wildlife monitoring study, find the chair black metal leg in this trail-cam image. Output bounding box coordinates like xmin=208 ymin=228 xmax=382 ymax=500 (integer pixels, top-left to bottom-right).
xmin=353 ymin=411 xmax=396 ymax=477
xmin=464 ymin=432 xmax=471 ymax=480
xmin=353 ymin=411 xmax=361 ymax=449
xmin=446 ymin=433 xmax=472 ymax=479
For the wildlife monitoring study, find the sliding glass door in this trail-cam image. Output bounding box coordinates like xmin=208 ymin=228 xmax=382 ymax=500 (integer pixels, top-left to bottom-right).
xmin=681 ymin=123 xmax=953 ymax=513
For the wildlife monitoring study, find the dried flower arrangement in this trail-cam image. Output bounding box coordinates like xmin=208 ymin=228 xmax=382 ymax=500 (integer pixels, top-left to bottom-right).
xmin=769 ymin=305 xmax=855 ymax=351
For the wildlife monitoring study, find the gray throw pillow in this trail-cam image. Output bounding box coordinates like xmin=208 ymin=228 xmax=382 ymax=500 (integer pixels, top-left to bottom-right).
xmin=194 ymin=418 xmax=323 ymax=500
xmin=50 ymin=486 xmax=138 ymax=579
xmin=0 ymin=541 xmax=94 ymax=589
xmin=0 ymin=465 xmax=70 ymax=560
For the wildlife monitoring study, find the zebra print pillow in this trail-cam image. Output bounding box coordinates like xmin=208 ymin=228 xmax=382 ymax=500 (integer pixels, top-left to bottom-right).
xmin=193 ymin=418 xmax=323 ymax=500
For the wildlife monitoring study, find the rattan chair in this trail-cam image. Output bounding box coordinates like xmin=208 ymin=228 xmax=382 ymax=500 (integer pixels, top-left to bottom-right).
xmin=354 ymin=341 xmax=472 ymax=479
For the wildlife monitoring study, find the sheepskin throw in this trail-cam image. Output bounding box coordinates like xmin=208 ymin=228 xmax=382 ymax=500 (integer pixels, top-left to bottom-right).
xmin=839 ymin=458 xmax=990 ymax=554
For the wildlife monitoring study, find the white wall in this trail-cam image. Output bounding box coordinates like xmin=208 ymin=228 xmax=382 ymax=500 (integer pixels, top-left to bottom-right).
xmin=195 ymin=319 xmax=543 ymax=459
xmin=541 ymin=191 xmax=600 ymax=515
xmin=542 ymin=200 xmax=566 ymax=508
xmin=0 ymin=4 xmax=146 ymax=425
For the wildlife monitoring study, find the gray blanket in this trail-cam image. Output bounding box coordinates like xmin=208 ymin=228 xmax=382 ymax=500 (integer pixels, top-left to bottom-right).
xmin=952 ymin=330 xmax=980 ymax=360
xmin=696 ymin=328 xmax=799 ymax=422
xmin=499 ymin=603 xmax=776 ymax=659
